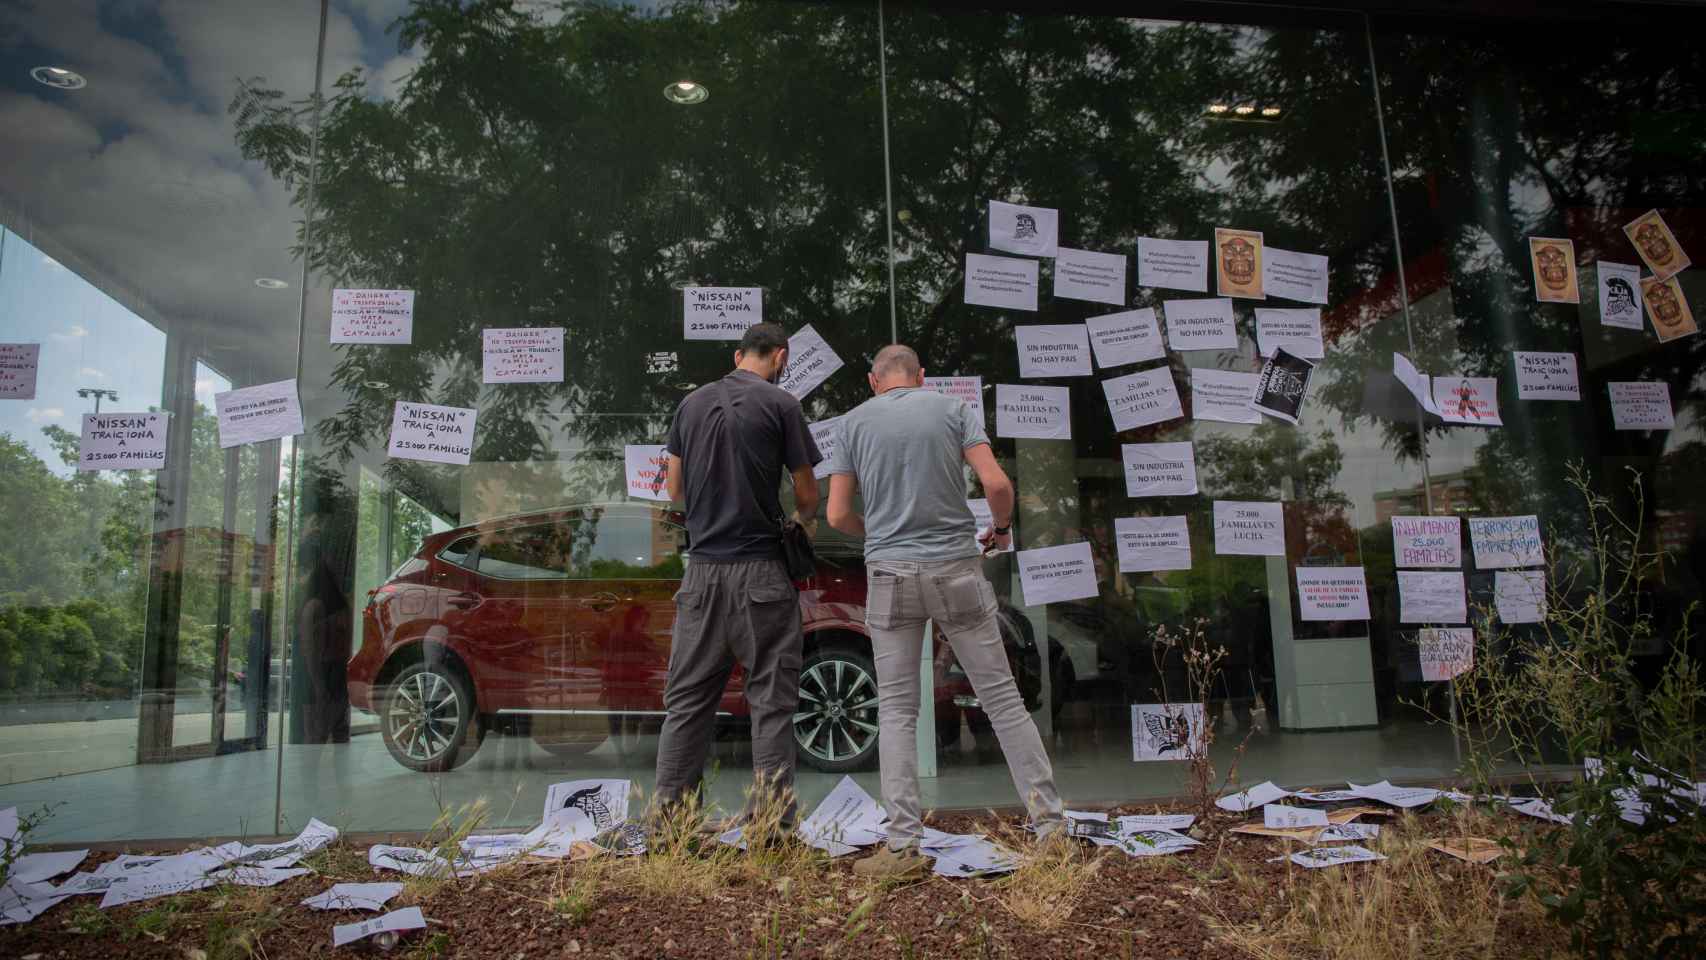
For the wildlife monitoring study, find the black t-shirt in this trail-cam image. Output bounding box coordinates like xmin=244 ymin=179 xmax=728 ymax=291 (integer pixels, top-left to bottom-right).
xmin=666 ymin=369 xmax=822 ymax=561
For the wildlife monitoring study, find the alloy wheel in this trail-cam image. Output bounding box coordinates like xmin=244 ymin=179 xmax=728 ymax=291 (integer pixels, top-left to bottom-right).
xmin=793 ymin=657 xmax=879 ymax=764
xmin=387 ymin=670 xmax=463 ymax=763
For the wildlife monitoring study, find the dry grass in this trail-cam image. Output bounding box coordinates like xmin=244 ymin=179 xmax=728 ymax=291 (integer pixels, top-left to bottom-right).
xmin=992 ymin=825 xmax=1104 ymax=931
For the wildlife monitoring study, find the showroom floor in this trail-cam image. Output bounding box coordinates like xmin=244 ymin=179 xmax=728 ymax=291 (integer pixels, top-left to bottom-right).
xmin=2 ymin=709 xmax=1478 ymax=845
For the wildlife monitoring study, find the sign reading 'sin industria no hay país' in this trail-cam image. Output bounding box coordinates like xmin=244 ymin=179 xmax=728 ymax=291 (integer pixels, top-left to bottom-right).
xmin=1250 ymin=347 xmax=1314 ymax=425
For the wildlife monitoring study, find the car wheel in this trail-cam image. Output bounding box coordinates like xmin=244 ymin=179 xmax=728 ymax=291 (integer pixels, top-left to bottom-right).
xmin=794 ymin=646 xmax=880 ymax=773
xmin=379 ymin=661 xmax=484 ymax=772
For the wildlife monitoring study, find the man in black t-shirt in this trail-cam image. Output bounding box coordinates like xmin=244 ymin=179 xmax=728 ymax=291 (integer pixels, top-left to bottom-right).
xmin=654 ymin=323 xmax=822 ymax=828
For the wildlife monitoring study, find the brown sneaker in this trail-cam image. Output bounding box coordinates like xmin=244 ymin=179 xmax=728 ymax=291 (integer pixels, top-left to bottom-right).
xmin=852 ymin=845 xmax=928 ymax=879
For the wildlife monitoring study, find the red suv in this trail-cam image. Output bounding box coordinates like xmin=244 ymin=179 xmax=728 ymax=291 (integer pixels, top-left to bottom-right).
xmin=349 ymin=504 xmax=1042 ymax=773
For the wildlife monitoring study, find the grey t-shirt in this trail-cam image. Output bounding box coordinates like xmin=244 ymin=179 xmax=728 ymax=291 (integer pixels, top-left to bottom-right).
xmin=824 ymin=386 xmax=988 ymax=562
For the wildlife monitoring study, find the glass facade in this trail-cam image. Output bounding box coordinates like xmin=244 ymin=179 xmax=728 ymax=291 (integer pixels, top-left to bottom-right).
xmin=2 ymin=0 xmax=1703 ymax=842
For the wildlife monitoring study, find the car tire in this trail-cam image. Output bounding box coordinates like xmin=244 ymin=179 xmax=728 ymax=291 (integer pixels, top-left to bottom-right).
xmin=379 ymin=661 xmax=484 ymax=772
xmin=794 ymin=645 xmax=880 ymax=773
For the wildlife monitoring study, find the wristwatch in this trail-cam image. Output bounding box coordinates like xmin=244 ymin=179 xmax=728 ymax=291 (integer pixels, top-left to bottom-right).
xmin=992 ymin=524 xmax=1011 ymax=535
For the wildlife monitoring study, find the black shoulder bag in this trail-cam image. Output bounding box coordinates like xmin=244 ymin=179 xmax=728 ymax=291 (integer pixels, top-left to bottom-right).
xmin=715 ymin=379 xmax=818 ymax=580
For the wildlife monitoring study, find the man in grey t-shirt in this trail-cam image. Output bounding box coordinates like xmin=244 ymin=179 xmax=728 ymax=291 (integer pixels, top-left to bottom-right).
xmin=825 ymin=345 xmax=1063 ymax=879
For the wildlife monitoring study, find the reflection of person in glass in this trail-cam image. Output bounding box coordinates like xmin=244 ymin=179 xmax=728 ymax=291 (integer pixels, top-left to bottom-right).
xmin=294 ymin=504 xmax=352 ymax=745
xmin=603 ymin=603 xmax=655 ymax=755
xmin=1605 ymin=276 xmax=1637 ymax=319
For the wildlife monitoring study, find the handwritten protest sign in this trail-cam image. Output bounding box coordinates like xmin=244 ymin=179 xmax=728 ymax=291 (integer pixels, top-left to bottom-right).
xmin=683 ymin=287 xmax=761 ymax=340
xmin=1468 ymin=515 xmax=1542 ymax=569
xmin=1419 ymin=627 xmax=1474 ymax=681
xmin=923 ymin=376 xmax=985 ymax=424
xmin=387 ymin=401 xmax=477 ymax=466
xmin=1398 ymin=571 xmax=1466 ymax=623
xmin=78 ymin=412 xmax=168 ymax=471
xmin=1390 ymin=516 xmax=1461 ymax=568
xmin=331 ymin=289 xmax=414 ymax=343
xmin=483 ymin=328 xmax=565 ymax=383
xmin=0 ymin=343 xmax=40 ymax=399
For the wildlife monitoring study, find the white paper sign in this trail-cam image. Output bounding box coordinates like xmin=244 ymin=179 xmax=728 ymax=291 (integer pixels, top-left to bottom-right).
xmin=777 ymin=324 xmax=844 ymax=400
xmin=1394 ymin=353 xmax=1441 ymax=415
xmin=923 ymin=375 xmax=985 ymax=425
xmin=1164 ymin=298 xmax=1238 ymax=351
xmin=1137 ymin=237 xmax=1208 ymax=292
xmin=331 ymin=288 xmax=415 ymax=344
xmin=387 ymin=401 xmax=477 ymax=466
xmin=1495 ymin=570 xmax=1546 ymax=624
xmin=1016 ymin=542 xmax=1099 ymax=606
xmin=1390 ymin=516 xmax=1461 ymax=568
xmin=623 ymin=444 xmax=670 ymax=501
xmin=1131 ymin=702 xmax=1205 ymax=761
xmin=78 ymin=412 xmax=168 ymax=471
xmin=1084 ymin=308 xmax=1165 ymax=369
xmin=1512 ymin=351 xmax=1579 ymax=401
xmin=1121 ymin=441 xmax=1198 ymax=497
xmin=333 ymin=906 xmax=426 ymax=947
xmin=1103 ymin=367 xmax=1183 ymax=432
xmin=0 ymin=343 xmax=40 ymax=399
xmin=1116 ymin=814 xmax=1196 ymax=833
xmin=1213 ymin=500 xmax=1286 ymax=557
xmin=1609 ymin=381 xmax=1675 ymax=430
xmin=1264 ymin=804 xmax=1330 ymax=829
xmin=1053 ymin=247 xmax=1127 ymax=305
xmin=683 ymin=287 xmax=762 ymax=340
xmin=1398 ymin=571 xmax=1467 ymax=623
xmin=1016 ymin=324 xmax=1092 ymax=377
xmin=1294 ymin=566 xmax=1371 ymax=621
xmin=482 ymin=327 xmax=565 ymax=383
xmin=967 ymin=498 xmax=1013 ymax=554
xmin=1255 ymin=308 xmax=1324 ymax=358
xmin=1115 ymin=516 xmax=1191 ymax=573
xmin=799 ymin=776 xmax=887 ymax=852
xmin=214 ymin=379 xmax=304 ymax=449
xmin=1191 ymin=369 xmax=1262 ymax=424
xmin=965 ymin=252 xmax=1039 ymax=311
xmin=1419 ymin=627 xmax=1474 ymax=680
xmin=303 ymin=882 xmax=404 ymax=912
xmin=988 ymin=200 xmax=1059 ymax=258
xmin=1468 ymin=515 xmax=1543 ymax=569
xmin=995 ymin=384 xmax=1071 ymax=440
xmin=1597 ymin=261 xmax=1645 ymax=330
xmin=1433 ymin=376 xmax=1503 ymax=426
xmin=1216 ymin=781 xmax=1292 ymax=812
xmin=809 ymin=417 xmax=843 ymax=480
xmin=1261 ymin=247 xmax=1330 ymax=304
xmin=1290 ymin=845 xmax=1386 ymax=869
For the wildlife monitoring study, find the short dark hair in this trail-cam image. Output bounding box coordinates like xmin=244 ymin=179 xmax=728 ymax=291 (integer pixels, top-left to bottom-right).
xmin=737 ymin=322 xmax=789 ymax=358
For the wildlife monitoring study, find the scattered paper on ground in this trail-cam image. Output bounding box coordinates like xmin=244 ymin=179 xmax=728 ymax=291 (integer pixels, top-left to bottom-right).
xmin=1289 ymin=844 xmax=1387 ymax=868
xmin=1427 ymin=837 xmax=1503 ymax=863
xmin=303 ymin=882 xmax=405 ymax=912
xmin=1217 ymin=781 xmax=1292 ymax=811
xmin=332 ymin=905 xmax=426 ymax=947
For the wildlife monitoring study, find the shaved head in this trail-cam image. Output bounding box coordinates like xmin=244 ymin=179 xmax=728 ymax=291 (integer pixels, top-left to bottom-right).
xmin=871 ymin=344 xmax=921 ymax=380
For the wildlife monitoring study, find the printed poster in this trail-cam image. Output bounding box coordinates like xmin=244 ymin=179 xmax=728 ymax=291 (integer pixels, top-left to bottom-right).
xmin=1419 ymin=627 xmax=1474 ymax=681
xmin=1212 ymin=500 xmax=1286 ymax=557
xmin=1102 ymin=367 xmax=1183 ymax=432
xmin=1016 ymin=542 xmax=1099 ymax=606
xmin=214 ymin=379 xmax=304 ymax=448
xmin=1512 ymin=351 xmax=1579 ymax=401
xmin=1114 ymin=516 xmax=1191 ymax=573
xmin=1468 ymin=515 xmax=1543 ymax=569
xmin=482 ymin=327 xmax=565 ymax=383
xmin=1084 ymin=308 xmax=1165 ymax=369
xmin=1294 ymin=566 xmax=1371 ymax=621
xmin=1397 ymin=571 xmax=1467 ymax=624
xmin=623 ymin=444 xmax=671 ymax=501
xmin=1641 ymin=274 xmax=1697 ymax=342
xmin=78 ymin=412 xmax=169 ymax=471
xmin=387 ymin=401 xmax=477 ymax=466
xmin=331 ymin=288 xmax=415 ymax=344
xmin=1131 ymin=703 xmax=1206 ymax=761
xmin=988 ymin=200 xmax=1059 ymax=258
xmin=1254 ymin=308 xmax=1323 ymax=358
xmin=777 ymin=324 xmax=844 ymax=401
xmin=966 ymin=498 xmax=1014 ymax=554
xmin=1608 ymin=381 xmax=1675 ymax=430
xmin=965 ymin=253 xmax=1040 ymax=311
xmin=995 ymin=384 xmax=1071 ymax=440
xmin=1528 ymin=237 xmax=1580 ymax=304
xmin=1164 ymin=298 xmax=1238 ymax=352
xmin=1261 ymin=247 xmax=1329 ymax=304
xmin=1432 ymin=376 xmax=1503 ymax=426
xmin=1393 ymin=353 xmax=1441 ymax=415
xmin=683 ymin=287 xmax=762 ymax=340
xmin=1136 ymin=237 xmax=1208 ymax=292
xmin=1251 ymin=347 xmax=1315 ymax=425
xmin=1390 ymin=516 xmax=1461 ymax=568
xmin=0 ymin=343 xmax=40 ymax=399
xmin=1121 ymin=441 xmax=1197 ymax=497
xmin=1623 ymin=209 xmax=1691 ymax=281
xmin=1190 ymin=368 xmax=1261 ymax=424
xmin=1494 ymin=569 xmax=1546 ymax=624
xmin=1016 ymin=324 xmax=1092 ymax=378
xmin=1596 ymin=262 xmax=1644 ymax=331
xmin=1214 ymin=227 xmax=1265 ymax=299
xmin=923 ymin=375 xmax=986 ymax=425
xmin=808 ymin=417 xmax=843 ymax=480
xmin=1053 ymin=247 xmax=1127 ymax=305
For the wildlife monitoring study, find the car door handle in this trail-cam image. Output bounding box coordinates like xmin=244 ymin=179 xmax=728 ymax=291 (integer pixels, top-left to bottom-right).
xmin=446 ymin=592 xmax=482 ymax=610
xmin=578 ymin=592 xmax=620 ymax=611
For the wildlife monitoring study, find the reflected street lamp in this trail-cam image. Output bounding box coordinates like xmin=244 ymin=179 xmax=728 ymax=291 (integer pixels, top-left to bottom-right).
xmin=77 ymin=387 xmax=118 ymax=412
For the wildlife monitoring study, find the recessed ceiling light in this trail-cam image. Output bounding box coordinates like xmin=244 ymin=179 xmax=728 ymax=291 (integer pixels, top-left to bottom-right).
xmin=31 ymin=66 xmax=86 ymax=90
xmin=254 ymin=277 xmax=289 ymax=290
xmin=669 ymin=278 xmax=700 ymax=290
xmin=363 ymin=380 xmax=391 ymax=391
xmin=663 ymin=80 xmax=708 ymax=105
xmin=1233 ymin=105 xmax=1256 ymax=116
xmin=1206 ymin=103 xmax=1230 ymax=114
xmin=1261 ymin=106 xmax=1282 ymax=117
